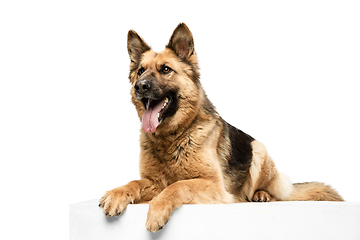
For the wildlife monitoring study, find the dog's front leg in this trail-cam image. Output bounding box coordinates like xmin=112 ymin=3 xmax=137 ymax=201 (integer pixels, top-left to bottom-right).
xmin=145 ymin=178 xmax=228 ymax=232
xmin=99 ymin=179 xmax=161 ymax=217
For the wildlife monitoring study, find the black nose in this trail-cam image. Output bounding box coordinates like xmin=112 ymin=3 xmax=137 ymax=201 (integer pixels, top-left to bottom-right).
xmin=134 ymin=80 xmax=151 ymax=94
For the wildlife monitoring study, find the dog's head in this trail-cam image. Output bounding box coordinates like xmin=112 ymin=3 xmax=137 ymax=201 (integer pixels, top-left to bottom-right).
xmin=127 ymin=23 xmax=202 ymax=134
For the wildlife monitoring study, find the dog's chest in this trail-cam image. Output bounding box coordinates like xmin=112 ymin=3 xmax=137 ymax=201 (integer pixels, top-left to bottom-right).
xmin=142 ymin=135 xmax=216 ymax=186
xmin=160 ymin=140 xmax=200 ymax=179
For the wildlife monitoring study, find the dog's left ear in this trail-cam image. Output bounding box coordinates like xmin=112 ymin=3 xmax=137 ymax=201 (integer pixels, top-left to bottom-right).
xmin=167 ymin=23 xmax=194 ymax=61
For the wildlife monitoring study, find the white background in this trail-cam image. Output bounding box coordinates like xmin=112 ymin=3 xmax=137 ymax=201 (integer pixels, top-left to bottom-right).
xmin=1 ymin=0 xmax=359 ymax=239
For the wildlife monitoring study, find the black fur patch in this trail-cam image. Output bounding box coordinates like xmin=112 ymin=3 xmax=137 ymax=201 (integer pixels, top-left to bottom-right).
xmin=223 ymin=120 xmax=254 ymax=187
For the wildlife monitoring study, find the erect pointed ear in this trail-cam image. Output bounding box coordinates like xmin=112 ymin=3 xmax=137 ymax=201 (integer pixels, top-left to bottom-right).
xmin=127 ymin=30 xmax=151 ymax=64
xmin=166 ymin=23 xmax=195 ymax=61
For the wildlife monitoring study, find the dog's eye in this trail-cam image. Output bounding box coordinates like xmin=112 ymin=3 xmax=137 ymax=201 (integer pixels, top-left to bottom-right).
xmin=138 ymin=67 xmax=145 ymax=76
xmin=160 ymin=66 xmax=172 ymax=74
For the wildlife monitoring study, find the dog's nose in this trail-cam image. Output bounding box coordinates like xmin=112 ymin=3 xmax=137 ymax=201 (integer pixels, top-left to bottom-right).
xmin=134 ymin=80 xmax=151 ymax=94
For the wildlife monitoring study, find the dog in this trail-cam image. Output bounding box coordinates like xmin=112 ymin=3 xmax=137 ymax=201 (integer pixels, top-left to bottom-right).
xmin=99 ymin=23 xmax=343 ymax=232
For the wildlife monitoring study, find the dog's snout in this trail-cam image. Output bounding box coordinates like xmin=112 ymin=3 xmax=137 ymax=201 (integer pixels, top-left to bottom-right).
xmin=135 ymin=80 xmax=151 ymax=94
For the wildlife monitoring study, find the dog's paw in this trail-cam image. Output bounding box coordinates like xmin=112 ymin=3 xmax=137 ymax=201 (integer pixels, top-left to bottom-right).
xmin=99 ymin=187 xmax=133 ymax=217
xmin=145 ymin=202 xmax=172 ymax=232
xmin=252 ymin=190 xmax=272 ymax=202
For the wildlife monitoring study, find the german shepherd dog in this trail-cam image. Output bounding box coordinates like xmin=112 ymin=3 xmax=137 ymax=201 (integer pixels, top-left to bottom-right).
xmin=99 ymin=23 xmax=343 ymax=232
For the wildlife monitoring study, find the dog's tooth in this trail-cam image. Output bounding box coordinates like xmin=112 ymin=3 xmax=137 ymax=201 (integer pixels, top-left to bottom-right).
xmin=162 ymin=100 xmax=168 ymax=109
xmin=165 ymin=98 xmax=169 ymax=103
xmin=157 ymin=113 xmax=160 ymax=119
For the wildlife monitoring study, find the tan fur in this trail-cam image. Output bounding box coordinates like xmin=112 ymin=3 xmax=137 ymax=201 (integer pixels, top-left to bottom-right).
xmin=100 ymin=23 xmax=343 ymax=232
xmin=233 ymin=141 xmax=293 ymax=202
xmin=288 ymin=182 xmax=344 ymax=201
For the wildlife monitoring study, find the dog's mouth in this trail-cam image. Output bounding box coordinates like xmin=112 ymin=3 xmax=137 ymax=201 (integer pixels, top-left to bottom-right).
xmin=141 ymin=95 xmax=175 ymax=133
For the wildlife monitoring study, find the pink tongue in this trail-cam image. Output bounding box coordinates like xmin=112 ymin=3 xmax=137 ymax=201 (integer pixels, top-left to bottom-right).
xmin=142 ymin=98 xmax=166 ymax=133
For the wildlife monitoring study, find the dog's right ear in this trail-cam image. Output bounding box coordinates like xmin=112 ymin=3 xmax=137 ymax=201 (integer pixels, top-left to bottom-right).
xmin=127 ymin=30 xmax=151 ymax=64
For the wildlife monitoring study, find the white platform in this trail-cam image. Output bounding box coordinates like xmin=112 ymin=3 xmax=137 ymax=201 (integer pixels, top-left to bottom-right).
xmin=70 ymin=200 xmax=360 ymax=240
